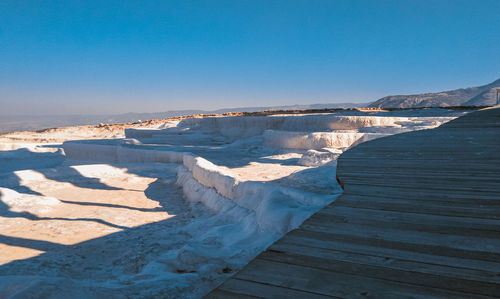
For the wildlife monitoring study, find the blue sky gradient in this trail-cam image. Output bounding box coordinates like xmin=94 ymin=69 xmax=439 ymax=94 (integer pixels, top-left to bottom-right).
xmin=1 ymin=0 xmax=499 ymax=115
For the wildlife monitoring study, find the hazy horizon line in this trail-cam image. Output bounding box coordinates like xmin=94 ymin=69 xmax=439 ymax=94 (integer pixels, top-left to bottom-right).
xmin=0 ymin=101 xmax=371 ymax=118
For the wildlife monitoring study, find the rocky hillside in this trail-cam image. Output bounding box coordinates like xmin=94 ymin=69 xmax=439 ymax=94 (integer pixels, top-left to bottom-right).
xmin=369 ymin=78 xmax=500 ymax=108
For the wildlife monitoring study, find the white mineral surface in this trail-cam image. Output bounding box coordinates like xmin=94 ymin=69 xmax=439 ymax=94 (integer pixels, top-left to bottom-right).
xmin=0 ymin=108 xmax=468 ymax=298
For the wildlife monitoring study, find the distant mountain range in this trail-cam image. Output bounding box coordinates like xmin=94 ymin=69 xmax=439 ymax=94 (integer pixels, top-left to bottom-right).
xmin=369 ymin=78 xmax=500 ymax=108
xmin=0 ymin=102 xmax=366 ymax=134
xmin=3 ymin=78 xmax=499 ymax=134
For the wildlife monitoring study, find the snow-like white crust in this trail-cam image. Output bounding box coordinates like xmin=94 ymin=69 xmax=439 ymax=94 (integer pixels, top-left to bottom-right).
xmin=1 ymin=109 xmax=467 ymax=297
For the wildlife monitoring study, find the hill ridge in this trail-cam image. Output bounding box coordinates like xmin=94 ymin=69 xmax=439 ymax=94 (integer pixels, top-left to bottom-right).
xmin=369 ymin=78 xmax=500 ymax=108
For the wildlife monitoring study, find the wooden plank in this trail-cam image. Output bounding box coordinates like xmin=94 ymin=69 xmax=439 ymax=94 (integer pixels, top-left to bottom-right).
xmin=340 ymin=181 xmax=499 ymax=194
xmin=205 ymin=289 xmax=261 ymax=299
xmin=338 ymin=161 xmax=500 ymax=171
xmin=300 ymin=222 xmax=500 ymax=256
xmin=339 ymin=177 xmax=500 ymax=190
xmin=339 ymin=187 xmax=500 ymax=204
xmin=334 ymin=195 xmax=500 ymax=219
xmin=277 ymin=230 xmax=500 ymax=273
xmin=339 ymin=174 xmax=500 ymax=188
xmin=339 ymin=167 xmax=499 ymax=174
xmin=335 ymin=190 xmax=500 ymax=206
xmin=259 ymin=245 xmax=500 ymax=296
xmin=234 ymin=259 xmax=484 ymax=298
xmin=315 ymin=206 xmax=500 ymax=235
xmin=292 ymin=227 xmax=500 ymax=263
xmin=268 ymin=242 xmax=500 ymax=284
xmin=340 ymin=180 xmax=500 ymax=195
xmin=215 ymin=278 xmax=333 ymax=299
xmin=339 ymin=169 xmax=500 ymax=178
xmin=308 ymin=215 xmax=500 ymax=240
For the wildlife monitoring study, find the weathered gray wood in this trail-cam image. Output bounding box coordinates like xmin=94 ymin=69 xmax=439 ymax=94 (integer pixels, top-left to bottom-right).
xmin=233 ymin=259 xmax=487 ymax=298
xmin=315 ymin=206 xmax=500 ymax=235
xmin=334 ymin=195 xmax=500 ymax=219
xmin=293 ymin=227 xmax=500 ymax=263
xmin=335 ymin=190 xmax=500 ymax=205
xmin=278 ymin=231 xmax=500 ymax=272
xmin=214 ymin=278 xmax=333 ymax=299
xmin=319 ymin=205 xmax=500 ymax=227
xmin=266 ymin=242 xmax=500 ymax=284
xmin=309 ymin=215 xmax=500 ymax=240
xmin=300 ymin=221 xmax=500 ymax=255
xmin=318 ymin=206 xmax=500 ymax=230
xmin=207 ymin=107 xmax=500 ymax=298
xmin=258 ymin=246 xmax=500 ymax=296
xmin=205 ymin=289 xmax=261 ymax=299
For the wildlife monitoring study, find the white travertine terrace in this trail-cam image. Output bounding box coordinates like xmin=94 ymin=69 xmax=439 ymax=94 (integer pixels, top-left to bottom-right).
xmin=0 ymin=109 xmax=468 ymax=297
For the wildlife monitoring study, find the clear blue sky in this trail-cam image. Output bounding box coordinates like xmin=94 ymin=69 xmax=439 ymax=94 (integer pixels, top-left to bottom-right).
xmin=1 ymin=0 xmax=499 ymax=115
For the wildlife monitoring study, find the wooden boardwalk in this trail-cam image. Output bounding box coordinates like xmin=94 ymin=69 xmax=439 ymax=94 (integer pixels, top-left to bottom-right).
xmin=207 ymin=107 xmax=500 ymax=298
